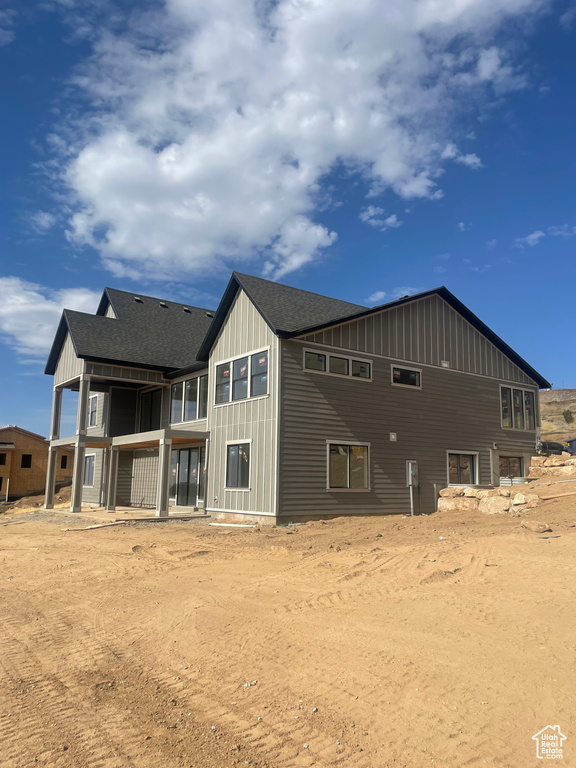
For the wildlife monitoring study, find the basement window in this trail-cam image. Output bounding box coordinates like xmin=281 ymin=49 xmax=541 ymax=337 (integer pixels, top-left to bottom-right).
xmin=447 ymin=452 xmax=478 ymax=485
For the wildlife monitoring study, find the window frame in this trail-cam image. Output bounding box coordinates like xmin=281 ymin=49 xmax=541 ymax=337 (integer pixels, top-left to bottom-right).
xmin=214 ymin=347 xmax=270 ymax=407
xmin=500 ymin=385 xmax=536 ymax=431
xmin=446 ymin=451 xmax=479 ymax=486
xmin=303 ymin=348 xmax=372 ymax=382
xmin=224 ymin=439 xmax=252 ymax=491
xmin=390 ymin=365 xmax=422 ymax=390
xmin=88 ymin=394 xmax=98 ymax=427
xmin=139 ymin=387 xmax=163 ymax=432
xmin=83 ymin=454 xmax=95 ymax=487
xmin=170 ymin=373 xmax=209 ymax=424
xmin=326 ymin=440 xmax=371 ymax=492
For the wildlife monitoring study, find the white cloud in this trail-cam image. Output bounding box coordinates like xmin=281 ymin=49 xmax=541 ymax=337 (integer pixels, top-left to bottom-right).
xmin=487 ymin=238 xmax=497 ymax=247
xmin=366 ymin=290 xmax=387 ymax=304
xmin=31 ymin=211 xmax=57 ymax=234
xmin=548 ymin=224 xmax=576 ymax=238
xmin=51 ymin=0 xmax=551 ymax=280
xmin=514 ymin=230 xmax=546 ymax=247
xmin=0 ymin=277 xmax=100 ymax=359
xmin=360 ymin=207 xmax=402 ymax=231
xmin=0 ymin=10 xmax=15 ymax=47
xmin=389 ymin=286 xmax=421 ymax=299
xmin=457 ymin=221 xmax=469 ymax=231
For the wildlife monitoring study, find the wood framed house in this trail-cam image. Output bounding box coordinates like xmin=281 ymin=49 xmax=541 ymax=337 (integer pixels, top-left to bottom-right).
xmin=44 ymin=273 xmax=549 ymax=522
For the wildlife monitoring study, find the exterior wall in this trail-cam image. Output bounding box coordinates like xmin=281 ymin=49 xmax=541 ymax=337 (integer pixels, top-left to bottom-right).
xmin=278 ymin=340 xmax=539 ymax=518
xmin=105 ymin=304 xmax=117 ymax=319
xmin=207 ymin=290 xmax=279 ymax=517
xmin=300 ymin=295 xmax=534 ymax=386
xmin=131 ymin=449 xmax=158 ymax=507
xmin=116 ymin=451 xmax=134 ymax=506
xmin=54 ymin=332 xmax=84 ymax=386
xmin=82 ymin=448 xmax=105 ymax=505
xmin=0 ymin=428 xmax=72 ymax=499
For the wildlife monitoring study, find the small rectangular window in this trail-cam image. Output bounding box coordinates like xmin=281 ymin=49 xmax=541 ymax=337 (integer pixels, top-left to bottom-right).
xmin=60 ymin=454 xmax=68 ymax=470
xmin=232 ymin=357 xmax=249 ymax=401
xmin=512 ymin=389 xmax=524 ymax=430
xmin=305 ymin=352 xmax=326 ymax=372
xmin=352 ymin=360 xmax=370 ymax=378
xmin=226 ymin=443 xmax=250 ymax=488
xmin=198 ymin=375 xmax=208 ymax=419
xmin=392 ymin=366 xmax=421 ymax=387
xmin=448 ymin=453 xmax=476 ymax=485
xmin=84 ymin=455 xmax=95 ymax=487
xmin=501 ymin=387 xmax=513 ymax=428
xmin=251 ymin=351 xmax=268 ymax=396
xmin=184 ymin=378 xmax=198 ymax=421
xmin=0 ymin=453 xmax=5 ymax=466
xmin=88 ymin=395 xmax=98 ymax=426
xmin=170 ymin=382 xmax=184 ymax=423
xmin=216 ymin=363 xmax=231 ymax=404
xmin=524 ymin=391 xmax=535 ymax=430
xmin=21 ymin=454 xmax=32 ymax=469
xmin=328 ymin=443 xmax=369 ymax=489
xmin=330 ymin=356 xmax=349 ymax=375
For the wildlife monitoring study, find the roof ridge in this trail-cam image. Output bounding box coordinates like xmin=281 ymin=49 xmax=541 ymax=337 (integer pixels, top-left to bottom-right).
xmin=105 ymin=286 xmax=215 ymax=313
xmin=233 ymin=272 xmax=367 ymax=310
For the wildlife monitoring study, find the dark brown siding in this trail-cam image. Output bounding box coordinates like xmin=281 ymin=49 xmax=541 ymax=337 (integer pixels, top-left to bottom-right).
xmin=279 ymin=341 xmax=538 ymax=518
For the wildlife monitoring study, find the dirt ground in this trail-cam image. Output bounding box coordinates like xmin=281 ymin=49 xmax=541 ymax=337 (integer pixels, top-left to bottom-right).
xmin=1 ymin=486 xmax=575 ymax=768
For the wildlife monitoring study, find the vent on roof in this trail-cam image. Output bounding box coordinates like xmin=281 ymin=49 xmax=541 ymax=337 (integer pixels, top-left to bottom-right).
xmin=206 ymin=311 xmax=214 ymax=318
xmin=183 ymin=307 xmax=191 ymax=313
xmin=133 ymin=296 xmax=143 ymax=303
xmin=159 ymin=302 xmax=168 ymax=308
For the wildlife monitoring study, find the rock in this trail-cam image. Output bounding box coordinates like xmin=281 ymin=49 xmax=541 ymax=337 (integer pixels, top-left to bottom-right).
xmin=478 ymin=496 xmax=510 ymax=515
xmin=454 ymin=498 xmax=479 ymax=512
xmin=521 ymin=521 xmax=552 ymax=533
xmin=524 ymin=493 xmax=539 ymax=508
xmin=498 ymin=488 xmax=511 ymax=497
xmin=528 ymin=466 xmax=544 ymax=478
xmin=437 ymin=499 xmax=457 ymax=513
xmin=463 ymin=487 xmax=478 ymax=498
xmin=530 ymin=456 xmax=546 ymax=466
xmin=556 ymin=465 xmax=576 ymax=477
xmin=439 ymin=487 xmax=465 ymax=498
xmin=512 ymin=493 xmax=526 ymax=505
xmin=476 ymin=490 xmax=491 ymax=500
xmin=566 ymin=458 xmax=576 ymax=466
xmin=544 ymin=456 xmax=565 ymax=467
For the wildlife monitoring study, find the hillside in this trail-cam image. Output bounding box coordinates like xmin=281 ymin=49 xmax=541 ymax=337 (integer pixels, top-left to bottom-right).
xmin=540 ymin=388 xmax=576 ymax=444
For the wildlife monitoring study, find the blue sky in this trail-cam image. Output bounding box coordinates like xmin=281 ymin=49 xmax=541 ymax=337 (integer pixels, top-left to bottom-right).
xmin=1 ymin=0 xmax=575 ymax=436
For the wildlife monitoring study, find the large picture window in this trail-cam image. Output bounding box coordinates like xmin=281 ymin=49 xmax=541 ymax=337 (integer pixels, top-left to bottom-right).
xmin=448 ymin=453 xmax=477 ymax=485
xmin=171 ymin=375 xmax=208 ymax=422
xmin=215 ymin=350 xmax=268 ymax=404
xmin=226 ymin=443 xmax=250 ymax=489
xmin=327 ymin=443 xmax=370 ymax=490
xmin=83 ymin=454 xmax=95 ymax=487
xmin=304 ymin=349 xmax=371 ymax=380
xmin=500 ymin=386 xmax=535 ymax=430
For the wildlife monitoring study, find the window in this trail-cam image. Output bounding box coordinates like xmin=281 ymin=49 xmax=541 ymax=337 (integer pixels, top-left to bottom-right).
xmin=0 ymin=453 xmax=5 ymax=466
xmin=391 ymin=366 xmax=421 ymax=388
xmin=140 ymin=388 xmax=162 ymax=432
xmin=61 ymin=454 xmax=68 ymax=470
xmin=171 ymin=375 xmax=208 ymax=422
xmin=304 ymin=349 xmax=371 ymax=380
xmin=88 ymin=395 xmax=98 ymax=426
xmin=21 ymin=454 xmax=32 ymax=469
xmin=215 ymin=350 xmax=268 ymax=405
xmin=84 ymin=455 xmax=95 ymax=487
xmin=327 ymin=443 xmax=369 ymax=490
xmin=448 ymin=453 xmax=477 ymax=485
xmin=500 ymin=386 xmax=535 ymax=430
xmin=0 ymin=477 xmax=2 ymax=492
xmin=226 ymin=443 xmax=250 ymax=488
xmin=499 ymin=456 xmax=523 ymax=478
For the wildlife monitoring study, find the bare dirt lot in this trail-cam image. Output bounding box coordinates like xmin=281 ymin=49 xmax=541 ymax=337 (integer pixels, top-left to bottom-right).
xmin=1 ymin=492 xmax=575 ymax=768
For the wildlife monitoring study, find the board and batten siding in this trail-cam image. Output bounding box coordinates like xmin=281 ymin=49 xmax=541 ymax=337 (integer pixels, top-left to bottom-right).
xmin=82 ymin=391 xmax=109 ymax=505
xmin=300 ymin=295 xmax=534 ymax=385
xmin=207 ymin=290 xmax=279 ymax=517
xmin=279 ymin=340 xmax=538 ymax=518
xmin=54 ymin=332 xmax=84 ymax=386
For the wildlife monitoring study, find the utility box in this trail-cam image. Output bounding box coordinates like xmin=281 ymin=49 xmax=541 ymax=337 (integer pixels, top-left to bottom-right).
xmin=406 ymin=460 xmax=419 ymax=487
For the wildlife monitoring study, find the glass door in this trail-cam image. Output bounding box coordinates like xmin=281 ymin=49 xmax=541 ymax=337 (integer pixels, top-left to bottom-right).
xmin=170 ymin=447 xmax=204 ymax=507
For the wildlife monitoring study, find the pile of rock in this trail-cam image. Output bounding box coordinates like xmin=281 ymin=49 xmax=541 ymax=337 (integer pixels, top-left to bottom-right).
xmin=438 ymin=486 xmax=540 ymax=515
xmin=528 ymin=455 xmax=576 ymax=478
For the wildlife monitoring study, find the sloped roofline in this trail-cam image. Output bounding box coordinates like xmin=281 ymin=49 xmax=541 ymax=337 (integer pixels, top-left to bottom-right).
xmin=0 ymin=424 xmax=48 ymax=442
xmin=45 ymin=310 xmax=77 ymax=376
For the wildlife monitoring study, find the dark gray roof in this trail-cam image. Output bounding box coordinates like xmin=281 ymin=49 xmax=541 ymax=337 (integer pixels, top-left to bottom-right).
xmin=45 ymin=288 xmax=215 ymax=375
xmin=196 ymin=272 xmax=367 ymax=359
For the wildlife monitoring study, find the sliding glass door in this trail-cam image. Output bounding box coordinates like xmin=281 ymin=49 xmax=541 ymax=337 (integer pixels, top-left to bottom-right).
xmin=169 ymin=447 xmax=205 ymax=507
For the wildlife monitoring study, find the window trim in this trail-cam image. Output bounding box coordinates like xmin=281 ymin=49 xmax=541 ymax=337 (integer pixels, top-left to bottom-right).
xmin=224 ymin=439 xmax=252 ymax=491
xmin=390 ymin=364 xmax=422 ymax=390
xmin=303 ymin=348 xmax=372 ymax=382
xmin=500 ymin=384 xmax=536 ymax=431
xmin=326 ymin=440 xmax=371 ymax=492
xmin=446 ymin=450 xmax=479 ymax=486
xmin=88 ymin=394 xmax=98 ymax=427
xmin=213 ymin=347 xmax=270 ymax=407
xmin=83 ymin=453 xmax=96 ymax=488
xmin=170 ymin=372 xmax=209 ymax=424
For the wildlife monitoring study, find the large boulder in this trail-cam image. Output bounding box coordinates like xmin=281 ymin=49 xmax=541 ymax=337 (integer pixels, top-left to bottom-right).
xmin=498 ymin=488 xmax=511 ymax=497
xmin=463 ymin=487 xmax=478 ymax=497
xmin=439 ymin=487 xmax=465 ymax=498
xmin=530 ymin=456 xmax=546 ymax=467
xmin=455 ymin=498 xmax=480 ymax=512
xmin=544 ymin=456 xmax=565 ymax=467
xmin=437 ymin=498 xmax=457 ymax=512
xmin=512 ymin=493 xmax=526 ymax=506
xmin=478 ymin=496 xmax=510 ymax=515
xmin=566 ymin=458 xmax=576 ymax=466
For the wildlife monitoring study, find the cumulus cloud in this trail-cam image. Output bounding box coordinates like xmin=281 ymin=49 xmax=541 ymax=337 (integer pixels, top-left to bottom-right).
xmin=548 ymin=224 xmax=576 ymax=238
xmin=360 ymin=207 xmax=402 ymax=231
xmin=366 ymin=290 xmax=387 ymax=304
xmin=0 ymin=277 xmax=100 ymax=358
xmin=31 ymin=211 xmax=57 ymax=234
xmin=51 ymin=0 xmax=550 ymax=280
xmin=514 ymin=230 xmax=546 ymax=247
xmin=0 ymin=9 xmax=15 ymax=47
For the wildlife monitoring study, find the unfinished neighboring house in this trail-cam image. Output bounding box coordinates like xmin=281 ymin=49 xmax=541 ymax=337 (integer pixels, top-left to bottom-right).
xmin=44 ymin=273 xmax=549 ymax=522
xmin=0 ymin=425 xmax=72 ymax=500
